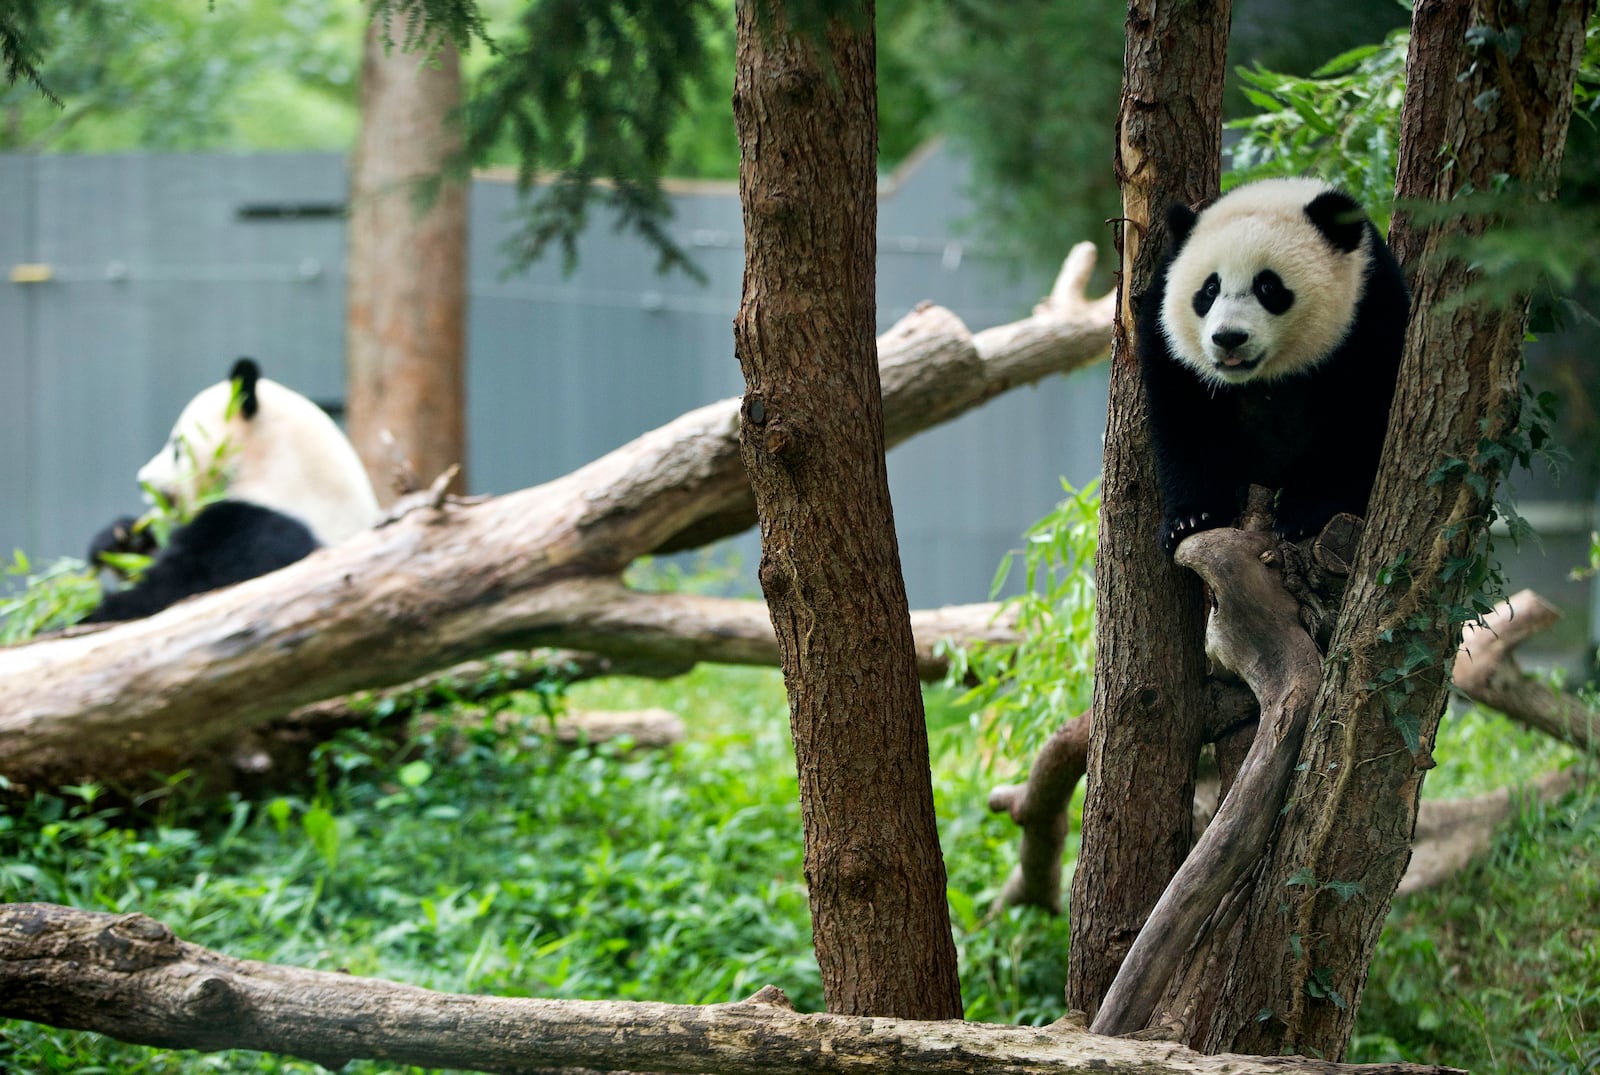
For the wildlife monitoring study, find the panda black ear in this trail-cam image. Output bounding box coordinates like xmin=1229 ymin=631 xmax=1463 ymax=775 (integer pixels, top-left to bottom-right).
xmin=230 ymin=357 xmax=261 ymax=420
xmin=1304 ymin=190 xmax=1366 ymax=254
xmin=1164 ymin=203 xmax=1199 ymax=250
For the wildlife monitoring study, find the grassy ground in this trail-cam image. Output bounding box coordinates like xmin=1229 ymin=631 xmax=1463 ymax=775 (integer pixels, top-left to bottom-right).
xmin=0 ymin=662 xmax=1592 ymax=1073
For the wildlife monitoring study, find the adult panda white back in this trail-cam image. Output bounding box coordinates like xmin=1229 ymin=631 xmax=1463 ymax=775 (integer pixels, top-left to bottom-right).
xmin=83 ymin=359 xmax=380 ymax=622
xmin=137 ymin=358 xmax=380 ymax=545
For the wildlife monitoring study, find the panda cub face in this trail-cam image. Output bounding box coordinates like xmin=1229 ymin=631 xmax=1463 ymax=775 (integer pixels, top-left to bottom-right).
xmin=1159 ymin=177 xmax=1372 ymax=388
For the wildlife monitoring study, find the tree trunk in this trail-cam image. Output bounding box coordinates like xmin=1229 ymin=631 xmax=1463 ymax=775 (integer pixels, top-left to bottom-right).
xmin=0 ymin=904 xmax=1463 ymax=1075
xmin=346 ymin=24 xmax=469 ymax=501
xmin=731 ymin=0 xmax=962 ymax=1019
xmin=1193 ymin=0 xmax=1594 ymax=1056
xmin=1067 ymin=0 xmax=1232 ymax=1020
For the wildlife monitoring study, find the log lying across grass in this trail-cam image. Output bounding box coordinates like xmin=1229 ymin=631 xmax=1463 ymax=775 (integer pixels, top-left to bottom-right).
xmin=0 ymin=246 xmax=1113 ymax=793
xmin=0 ymin=902 xmax=1465 ymax=1075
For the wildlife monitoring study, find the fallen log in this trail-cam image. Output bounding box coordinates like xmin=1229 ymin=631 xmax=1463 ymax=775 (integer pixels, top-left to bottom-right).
xmin=0 ymin=247 xmax=1110 ymax=792
xmin=289 ymin=599 xmax=1012 ymax=723
xmin=0 ymin=902 xmax=1464 ymax=1075
xmin=1454 ymin=588 xmax=1598 ymax=754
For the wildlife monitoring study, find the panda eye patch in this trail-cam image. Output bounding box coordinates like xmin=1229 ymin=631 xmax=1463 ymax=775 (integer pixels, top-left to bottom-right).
xmin=1252 ymin=270 xmax=1295 ymax=314
xmin=1192 ymin=273 xmax=1222 ymax=317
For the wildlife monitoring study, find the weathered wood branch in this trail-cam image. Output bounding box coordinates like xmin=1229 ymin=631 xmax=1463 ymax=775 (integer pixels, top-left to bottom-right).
xmin=1454 ymin=588 xmax=1598 ymax=754
xmin=0 ymin=902 xmax=1464 ymax=1075
xmin=991 ymin=572 xmax=1590 ymax=929
xmin=288 ymin=598 xmax=1014 ymax=728
xmin=989 ymin=684 xmax=1257 ymax=916
xmin=1400 ymin=767 xmax=1579 ymax=896
xmin=987 ymin=712 xmax=1092 ymax=914
xmin=0 ymin=252 xmax=1109 ymax=792
xmin=1093 ymin=525 xmax=1321 ymax=1037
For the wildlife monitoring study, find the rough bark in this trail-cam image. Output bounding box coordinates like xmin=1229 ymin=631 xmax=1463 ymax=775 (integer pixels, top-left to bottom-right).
xmin=0 ymin=903 xmax=1466 ymax=1075
xmin=0 ymin=265 xmax=1109 ymax=794
xmin=1198 ymin=1 xmax=1594 ymax=1057
xmin=1068 ymin=0 xmax=1231 ymax=1020
xmin=731 ymin=0 xmax=962 ymax=1019
xmin=347 ymin=24 xmax=469 ymax=501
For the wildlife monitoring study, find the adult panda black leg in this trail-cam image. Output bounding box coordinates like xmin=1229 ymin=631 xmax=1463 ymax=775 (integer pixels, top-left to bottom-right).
xmin=82 ymin=502 xmax=318 ymax=623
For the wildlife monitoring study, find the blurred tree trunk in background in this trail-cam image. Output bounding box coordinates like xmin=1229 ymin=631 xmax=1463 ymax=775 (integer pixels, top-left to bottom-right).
xmin=1066 ymin=0 xmax=1231 ymax=1022
xmin=731 ymin=0 xmax=963 ymax=1019
xmin=346 ymin=24 xmax=468 ymax=503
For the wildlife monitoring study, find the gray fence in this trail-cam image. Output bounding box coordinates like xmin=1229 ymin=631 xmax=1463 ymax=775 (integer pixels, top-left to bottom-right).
xmin=6 ymin=148 xmax=1595 ymax=662
xmin=1 ymin=146 xmax=1109 ymax=610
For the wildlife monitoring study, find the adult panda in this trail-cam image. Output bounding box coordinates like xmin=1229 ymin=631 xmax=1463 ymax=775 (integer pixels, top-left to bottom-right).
xmin=83 ymin=358 xmax=381 ymax=623
xmin=1138 ymin=177 xmax=1410 ymax=554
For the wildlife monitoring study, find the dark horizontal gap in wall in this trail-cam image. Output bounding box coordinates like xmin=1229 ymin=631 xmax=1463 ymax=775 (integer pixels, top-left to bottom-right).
xmin=237 ymin=203 xmax=347 ymax=221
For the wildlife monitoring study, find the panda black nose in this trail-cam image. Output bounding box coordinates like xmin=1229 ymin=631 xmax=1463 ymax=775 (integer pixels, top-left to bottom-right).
xmin=1212 ymin=329 xmax=1250 ymax=352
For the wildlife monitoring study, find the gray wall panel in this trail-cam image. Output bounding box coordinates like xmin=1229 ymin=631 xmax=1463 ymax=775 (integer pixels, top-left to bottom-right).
xmin=0 ymin=157 xmax=37 ymax=558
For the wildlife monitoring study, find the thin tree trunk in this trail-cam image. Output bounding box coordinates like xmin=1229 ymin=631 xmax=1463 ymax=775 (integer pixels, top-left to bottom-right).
xmin=1197 ymin=0 xmax=1594 ymax=1056
xmin=731 ymin=0 xmax=962 ymax=1019
xmin=346 ymin=24 xmax=469 ymax=501
xmin=1067 ymin=0 xmax=1232 ymax=1020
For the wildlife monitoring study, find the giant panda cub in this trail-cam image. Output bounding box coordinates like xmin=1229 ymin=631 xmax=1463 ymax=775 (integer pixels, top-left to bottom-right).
xmin=83 ymin=358 xmax=381 ymax=623
xmin=1138 ymin=177 xmax=1410 ymax=555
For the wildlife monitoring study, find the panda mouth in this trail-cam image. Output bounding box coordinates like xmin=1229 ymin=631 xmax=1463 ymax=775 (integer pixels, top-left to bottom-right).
xmin=1214 ymin=353 xmax=1263 ymax=373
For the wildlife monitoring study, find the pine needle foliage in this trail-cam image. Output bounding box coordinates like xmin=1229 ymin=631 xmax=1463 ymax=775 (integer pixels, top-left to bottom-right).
xmin=377 ymin=0 xmax=866 ymax=278
xmin=367 ymin=0 xmax=492 ymax=55
xmin=0 ymin=0 xmax=68 ymax=104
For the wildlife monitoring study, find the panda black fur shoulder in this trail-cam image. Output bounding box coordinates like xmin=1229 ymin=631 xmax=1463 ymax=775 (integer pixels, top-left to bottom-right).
xmin=83 ymin=359 xmax=381 ymax=623
xmin=1138 ymin=177 xmax=1409 ymax=554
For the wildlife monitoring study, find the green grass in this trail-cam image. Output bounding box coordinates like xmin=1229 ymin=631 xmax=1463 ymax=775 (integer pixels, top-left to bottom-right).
xmin=1353 ymin=780 xmax=1600 ymax=1073
xmin=0 ymin=663 xmax=1592 ymax=1073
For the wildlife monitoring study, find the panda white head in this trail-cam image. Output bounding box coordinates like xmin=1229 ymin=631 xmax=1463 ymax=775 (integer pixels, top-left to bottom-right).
xmin=1158 ymin=177 xmax=1373 ymax=388
xmin=136 ymin=358 xmax=380 ymax=545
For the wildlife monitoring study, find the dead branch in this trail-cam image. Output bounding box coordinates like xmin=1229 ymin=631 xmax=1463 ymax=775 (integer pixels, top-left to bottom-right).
xmin=1454 ymin=588 xmax=1598 ymax=753
xmin=1400 ymin=767 xmax=1580 ymax=896
xmin=1092 ymin=526 xmax=1322 ymax=1037
xmin=0 ymin=902 xmax=1463 ymax=1075
xmin=0 ymin=250 xmax=1105 ymax=792
xmin=287 ymin=598 xmax=1011 ymax=734
xmin=988 ymin=712 xmax=1092 ymax=914
xmin=989 ymin=573 xmax=1594 ymax=920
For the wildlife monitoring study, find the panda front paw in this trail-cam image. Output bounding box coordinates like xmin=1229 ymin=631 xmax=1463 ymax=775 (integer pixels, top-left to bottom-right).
xmin=88 ymin=515 xmax=155 ymax=567
xmin=1161 ymin=510 xmax=1221 ymax=556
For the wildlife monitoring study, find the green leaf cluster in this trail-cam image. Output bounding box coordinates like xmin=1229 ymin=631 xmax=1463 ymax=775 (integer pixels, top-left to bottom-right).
xmin=0 ymin=0 xmax=365 ymax=152
xmin=944 ymin=479 xmax=1098 ymax=761
xmin=1227 ymin=31 xmax=1409 ymax=225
